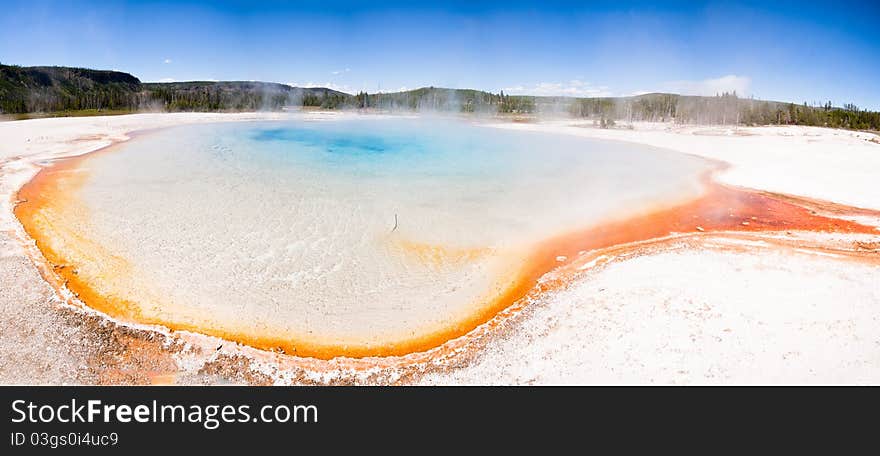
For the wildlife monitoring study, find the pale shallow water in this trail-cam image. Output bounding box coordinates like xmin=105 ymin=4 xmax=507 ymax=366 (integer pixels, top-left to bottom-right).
xmin=66 ymin=118 xmax=710 ymax=351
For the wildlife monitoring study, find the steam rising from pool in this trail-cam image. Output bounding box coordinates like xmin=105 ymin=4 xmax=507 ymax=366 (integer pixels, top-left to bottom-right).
xmin=44 ymin=118 xmax=710 ymax=356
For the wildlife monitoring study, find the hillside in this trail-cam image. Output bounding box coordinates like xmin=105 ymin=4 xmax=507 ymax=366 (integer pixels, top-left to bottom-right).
xmin=0 ymin=65 xmax=142 ymax=113
xmin=141 ymin=81 xmax=348 ymax=111
xmin=0 ymin=64 xmax=348 ymax=113
xmin=356 ymin=87 xmax=880 ymax=130
xmin=2 ymin=64 xmax=878 ymax=130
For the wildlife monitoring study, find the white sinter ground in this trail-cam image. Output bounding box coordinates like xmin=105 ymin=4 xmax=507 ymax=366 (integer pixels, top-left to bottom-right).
xmin=1 ymin=113 xmax=878 ymax=384
xmin=420 ymin=244 xmax=880 ymax=385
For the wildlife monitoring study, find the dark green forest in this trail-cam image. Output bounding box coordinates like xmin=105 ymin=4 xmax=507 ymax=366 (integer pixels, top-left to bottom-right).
xmin=2 ymin=64 xmax=878 ymax=131
xmin=0 ymin=64 xmax=347 ymax=114
xmin=568 ymin=92 xmax=880 ymax=130
xmin=357 ymin=87 xmax=880 ymax=130
xmin=142 ymin=81 xmax=348 ymax=111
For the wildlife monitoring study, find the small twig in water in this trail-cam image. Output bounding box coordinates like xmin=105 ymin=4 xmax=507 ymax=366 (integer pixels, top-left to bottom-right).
xmin=391 ymin=213 xmax=398 ymax=232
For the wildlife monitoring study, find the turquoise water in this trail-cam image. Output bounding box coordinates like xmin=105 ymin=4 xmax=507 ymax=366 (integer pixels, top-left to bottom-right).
xmin=246 ymin=120 xmax=513 ymax=175
xmin=73 ymin=117 xmax=710 ymax=349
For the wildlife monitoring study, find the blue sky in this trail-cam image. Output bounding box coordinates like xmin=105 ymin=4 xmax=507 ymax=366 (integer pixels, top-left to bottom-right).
xmin=2 ymin=0 xmax=878 ymax=108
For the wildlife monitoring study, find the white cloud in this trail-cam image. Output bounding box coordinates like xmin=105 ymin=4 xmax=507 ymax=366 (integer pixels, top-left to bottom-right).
xmin=163 ymin=58 xmax=172 ymax=64
xmin=330 ymin=68 xmax=351 ymax=75
xmin=664 ymin=75 xmax=751 ymax=97
xmin=157 ymin=78 xmax=176 ymax=83
xmin=502 ymin=80 xmax=612 ymax=98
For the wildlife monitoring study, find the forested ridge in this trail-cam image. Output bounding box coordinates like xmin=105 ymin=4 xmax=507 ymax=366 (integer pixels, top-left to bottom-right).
xmin=2 ymin=64 xmax=878 ymax=130
xmin=567 ymin=92 xmax=880 ymax=130
xmin=0 ymin=64 xmax=347 ymax=114
xmin=355 ymin=87 xmax=880 ymax=130
xmin=0 ymin=65 xmax=141 ymax=112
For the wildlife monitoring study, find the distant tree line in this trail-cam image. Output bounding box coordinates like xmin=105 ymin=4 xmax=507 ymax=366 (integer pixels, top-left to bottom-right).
xmin=354 ymin=87 xmax=510 ymax=113
xmin=2 ymin=64 xmax=879 ymax=131
xmin=141 ymin=82 xmax=346 ymax=111
xmin=0 ymin=64 xmax=346 ymax=114
xmin=568 ymin=91 xmax=880 ymax=130
xmin=357 ymin=88 xmax=880 ymax=130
